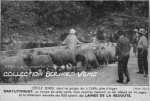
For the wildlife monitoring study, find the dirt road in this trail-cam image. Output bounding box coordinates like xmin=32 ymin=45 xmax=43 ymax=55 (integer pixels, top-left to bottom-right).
xmin=19 ymin=52 xmax=148 ymax=86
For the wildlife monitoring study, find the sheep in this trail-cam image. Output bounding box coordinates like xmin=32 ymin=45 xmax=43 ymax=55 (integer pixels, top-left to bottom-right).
xmin=76 ymin=48 xmax=100 ymax=71
xmin=23 ymin=53 xmax=53 ymax=77
xmin=49 ymin=49 xmax=75 ymax=72
xmin=0 ymin=55 xmax=28 ymax=83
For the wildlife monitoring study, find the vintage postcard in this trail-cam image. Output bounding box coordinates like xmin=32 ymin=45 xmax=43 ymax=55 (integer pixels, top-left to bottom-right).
xmin=0 ymin=0 xmax=149 ymax=101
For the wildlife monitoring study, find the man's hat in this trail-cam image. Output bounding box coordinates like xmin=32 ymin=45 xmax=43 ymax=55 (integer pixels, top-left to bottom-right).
xmin=69 ymin=28 xmax=76 ymax=34
xmin=138 ymin=28 xmax=146 ymax=35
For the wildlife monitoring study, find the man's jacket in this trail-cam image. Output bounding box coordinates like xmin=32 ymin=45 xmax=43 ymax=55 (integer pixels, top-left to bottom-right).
xmin=62 ymin=34 xmax=81 ymax=50
xmin=116 ymin=35 xmax=131 ymax=59
xmin=137 ymin=35 xmax=148 ymax=50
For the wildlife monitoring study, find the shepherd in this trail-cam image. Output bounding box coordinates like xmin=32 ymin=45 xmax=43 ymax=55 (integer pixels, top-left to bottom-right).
xmin=62 ymin=28 xmax=82 ymax=71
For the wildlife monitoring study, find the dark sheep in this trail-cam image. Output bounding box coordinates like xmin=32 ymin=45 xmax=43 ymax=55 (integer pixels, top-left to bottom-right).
xmin=94 ymin=45 xmax=108 ymax=66
xmin=75 ymin=54 xmax=87 ymax=72
xmin=49 ymin=49 xmax=75 ymax=72
xmin=76 ymin=49 xmax=100 ymax=71
xmin=23 ymin=53 xmax=53 ymax=76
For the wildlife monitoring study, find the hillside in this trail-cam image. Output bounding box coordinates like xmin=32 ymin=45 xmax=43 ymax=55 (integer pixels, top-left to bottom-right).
xmin=1 ymin=0 xmax=149 ymax=50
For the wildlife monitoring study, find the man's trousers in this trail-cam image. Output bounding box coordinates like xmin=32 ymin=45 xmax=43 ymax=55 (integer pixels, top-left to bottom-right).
xmin=138 ymin=48 xmax=148 ymax=75
xmin=118 ymin=55 xmax=130 ymax=82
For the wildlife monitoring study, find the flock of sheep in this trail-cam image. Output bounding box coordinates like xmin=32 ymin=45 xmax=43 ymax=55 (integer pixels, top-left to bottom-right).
xmin=0 ymin=42 xmax=117 ymax=83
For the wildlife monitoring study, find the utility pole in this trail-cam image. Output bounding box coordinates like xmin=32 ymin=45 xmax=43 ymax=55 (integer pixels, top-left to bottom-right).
xmin=0 ymin=31 xmax=1 ymax=51
xmin=0 ymin=1 xmax=1 ymax=51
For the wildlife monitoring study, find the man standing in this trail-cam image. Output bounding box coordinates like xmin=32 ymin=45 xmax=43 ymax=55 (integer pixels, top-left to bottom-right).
xmin=116 ymin=31 xmax=131 ymax=83
xmin=62 ymin=28 xmax=82 ymax=71
xmin=137 ymin=28 xmax=148 ymax=77
xmin=62 ymin=28 xmax=82 ymax=50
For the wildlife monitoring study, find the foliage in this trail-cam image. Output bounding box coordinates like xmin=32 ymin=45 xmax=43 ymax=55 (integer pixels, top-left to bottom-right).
xmin=1 ymin=1 xmax=149 ymax=50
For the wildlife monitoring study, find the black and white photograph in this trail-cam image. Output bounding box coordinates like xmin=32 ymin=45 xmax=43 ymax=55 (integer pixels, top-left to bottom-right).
xmin=0 ymin=0 xmax=149 ymax=87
